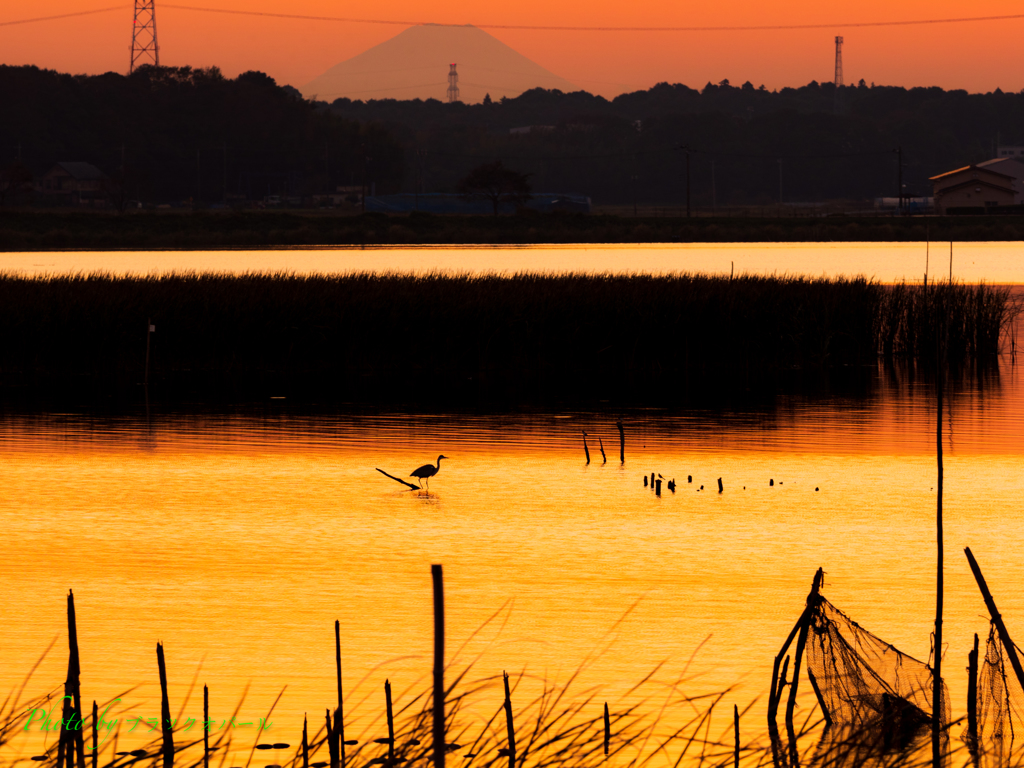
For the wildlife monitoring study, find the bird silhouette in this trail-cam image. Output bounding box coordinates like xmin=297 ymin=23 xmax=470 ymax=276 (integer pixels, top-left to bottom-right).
xmin=410 ymin=455 xmax=447 ymax=491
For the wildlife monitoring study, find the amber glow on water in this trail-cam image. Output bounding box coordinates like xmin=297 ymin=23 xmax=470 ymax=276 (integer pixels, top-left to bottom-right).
xmin=6 ymin=241 xmax=1024 ymax=283
xmin=3 ymin=243 xmax=1024 ymax=763
xmin=3 ymin=380 xmax=1024 ymax=760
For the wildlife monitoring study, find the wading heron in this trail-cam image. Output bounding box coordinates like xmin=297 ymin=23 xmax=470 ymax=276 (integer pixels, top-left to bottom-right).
xmin=410 ymin=455 xmax=447 ymax=491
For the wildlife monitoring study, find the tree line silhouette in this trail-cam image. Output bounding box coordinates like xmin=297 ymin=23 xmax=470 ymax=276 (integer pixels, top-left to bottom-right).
xmin=3 ymin=64 xmax=1024 ymax=207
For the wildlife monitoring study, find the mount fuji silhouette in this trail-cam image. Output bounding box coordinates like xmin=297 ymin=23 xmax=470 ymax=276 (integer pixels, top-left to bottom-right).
xmin=301 ymin=24 xmax=578 ymax=104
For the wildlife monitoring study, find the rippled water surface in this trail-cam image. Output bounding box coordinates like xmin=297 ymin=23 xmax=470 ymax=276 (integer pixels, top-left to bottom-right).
xmin=5 ymin=241 xmax=1024 ymax=282
xmin=3 ymin=243 xmax=1024 ymax=764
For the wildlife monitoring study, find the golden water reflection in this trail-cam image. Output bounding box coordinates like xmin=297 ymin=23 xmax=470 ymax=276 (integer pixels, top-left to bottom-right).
xmin=2 ymin=367 xmax=1024 ymax=763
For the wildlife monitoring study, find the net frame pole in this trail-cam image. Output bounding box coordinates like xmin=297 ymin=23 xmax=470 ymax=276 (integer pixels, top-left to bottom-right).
xmin=785 ymin=568 xmax=824 ymax=735
xmin=964 ymin=548 xmax=1024 ymax=696
xmin=967 ymin=633 xmax=979 ymax=747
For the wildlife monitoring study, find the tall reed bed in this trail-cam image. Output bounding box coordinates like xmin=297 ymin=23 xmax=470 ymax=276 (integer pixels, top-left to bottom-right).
xmin=0 ymin=272 xmax=1014 ymax=405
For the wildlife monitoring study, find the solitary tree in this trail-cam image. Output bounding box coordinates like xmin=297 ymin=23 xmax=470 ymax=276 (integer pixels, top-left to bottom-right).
xmin=457 ymin=161 xmax=531 ymax=215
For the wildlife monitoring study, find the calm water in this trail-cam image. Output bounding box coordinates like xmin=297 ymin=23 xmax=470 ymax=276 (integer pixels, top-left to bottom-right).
xmin=4 ymin=241 xmax=1024 ymax=282
xmin=2 ymin=243 xmax=1024 ymax=765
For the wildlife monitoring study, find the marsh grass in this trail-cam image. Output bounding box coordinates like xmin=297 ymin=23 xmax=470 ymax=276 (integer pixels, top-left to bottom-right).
xmin=0 ymin=272 xmax=1013 ymax=406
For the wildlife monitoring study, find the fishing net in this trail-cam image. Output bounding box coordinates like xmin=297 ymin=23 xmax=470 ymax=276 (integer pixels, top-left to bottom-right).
xmin=974 ymin=624 xmax=1024 ymax=768
xmin=805 ymin=597 xmax=949 ymax=747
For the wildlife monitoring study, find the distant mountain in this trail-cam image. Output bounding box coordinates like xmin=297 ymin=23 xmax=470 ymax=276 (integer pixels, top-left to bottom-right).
xmin=301 ymin=24 xmax=578 ymax=104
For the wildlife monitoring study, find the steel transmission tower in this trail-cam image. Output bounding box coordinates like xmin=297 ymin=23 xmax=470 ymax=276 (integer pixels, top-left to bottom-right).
xmin=833 ymin=36 xmax=844 ymax=115
xmin=130 ymin=0 xmax=160 ymax=73
xmin=447 ymin=63 xmax=460 ymax=103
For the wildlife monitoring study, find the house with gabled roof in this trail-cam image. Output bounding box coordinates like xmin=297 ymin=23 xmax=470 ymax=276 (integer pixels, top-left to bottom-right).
xmin=37 ymin=162 xmax=108 ymax=206
xmin=929 ymin=164 xmax=1015 ymax=214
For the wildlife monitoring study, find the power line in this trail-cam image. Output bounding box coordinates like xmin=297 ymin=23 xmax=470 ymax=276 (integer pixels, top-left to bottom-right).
xmin=158 ymin=5 xmax=1024 ymax=32
xmin=6 ymin=4 xmax=1024 ymax=32
xmin=0 ymin=6 xmax=121 ymax=27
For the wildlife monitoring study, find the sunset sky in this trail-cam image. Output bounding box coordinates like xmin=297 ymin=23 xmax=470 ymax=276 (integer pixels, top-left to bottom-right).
xmin=3 ymin=0 xmax=1024 ymax=99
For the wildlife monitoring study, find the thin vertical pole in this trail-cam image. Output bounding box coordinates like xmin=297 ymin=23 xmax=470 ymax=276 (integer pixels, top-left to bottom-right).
xmin=145 ymin=318 xmax=152 ymax=386
xmin=90 ymin=704 xmax=96 ymax=768
xmin=67 ymin=590 xmax=85 ymax=768
xmin=711 ymin=158 xmax=716 ymax=215
xmin=302 ymin=715 xmax=309 ymax=768
xmin=932 ymin=303 xmax=944 ymax=768
xmin=950 ymin=241 xmax=953 ymax=282
xmin=603 ymin=703 xmax=610 ymax=757
xmin=686 ymin=149 xmax=691 ymax=218
xmin=326 ymin=710 xmax=339 ymax=768
xmin=967 ymin=634 xmax=979 ymax=747
xmin=385 ymin=680 xmax=395 ymax=763
xmin=733 ymin=705 xmax=739 ymax=768
xmin=432 ymin=565 xmax=445 ymax=768
xmin=503 ymin=673 xmax=516 ymax=768
xmin=335 ymin=620 xmax=346 ymax=768
xmin=204 ymin=685 xmax=209 ymax=768
xmin=157 ymin=643 xmax=174 ymax=768
xmin=616 ymin=421 xmax=625 ymax=464
xmin=898 ymin=146 xmax=903 ymax=215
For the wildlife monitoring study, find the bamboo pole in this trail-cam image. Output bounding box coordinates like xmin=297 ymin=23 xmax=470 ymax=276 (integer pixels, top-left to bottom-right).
xmin=933 ymin=304 xmax=945 ymax=768
xmin=603 ymin=703 xmax=610 ymax=757
xmin=335 ymin=620 xmax=346 ymax=768
xmin=733 ymin=705 xmax=739 ymax=768
xmin=303 ymin=715 xmax=309 ymax=768
xmin=967 ymin=634 xmax=978 ymax=748
xmin=964 ymin=547 xmax=1024 ymax=695
xmin=502 ymin=673 xmax=516 ymax=768
xmin=326 ymin=710 xmax=339 ymax=768
xmin=204 ymin=685 xmax=210 ymax=768
xmin=616 ymin=421 xmax=624 ymax=464
xmin=67 ymin=591 xmax=85 ymax=768
xmin=784 ymin=569 xmax=823 ymax=736
xmin=91 ymin=701 xmax=97 ymax=768
xmin=157 ymin=643 xmax=174 ymax=768
xmin=385 ymin=680 xmax=395 ymax=763
xmin=582 ymin=432 xmax=590 ymax=464
xmin=806 ymin=669 xmax=832 ymax=728
xmin=432 ymin=565 xmax=445 ymax=768
xmin=598 ymin=438 xmax=607 ymax=463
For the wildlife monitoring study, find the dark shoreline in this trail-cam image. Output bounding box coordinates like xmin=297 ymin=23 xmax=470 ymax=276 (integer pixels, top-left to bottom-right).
xmin=5 ymin=210 xmax=1024 ymax=250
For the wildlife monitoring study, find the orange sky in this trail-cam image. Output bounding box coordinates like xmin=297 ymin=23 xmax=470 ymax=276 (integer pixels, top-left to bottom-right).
xmin=3 ymin=0 xmax=1024 ymax=99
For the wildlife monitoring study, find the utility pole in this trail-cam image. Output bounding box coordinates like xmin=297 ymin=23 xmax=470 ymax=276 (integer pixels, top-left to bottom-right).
xmin=897 ymin=145 xmax=904 ymax=215
xmin=223 ymin=141 xmax=227 ymax=203
xmin=711 ymin=157 xmax=716 ymax=215
xmin=196 ymin=149 xmax=201 ymax=207
xmin=833 ymin=36 xmax=844 ymax=115
xmin=778 ymin=159 xmax=783 ymax=209
xmin=686 ymin=148 xmax=691 ymax=218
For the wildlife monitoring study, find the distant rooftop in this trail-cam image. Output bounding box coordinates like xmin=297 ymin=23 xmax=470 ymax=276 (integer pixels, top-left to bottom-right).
xmin=55 ymin=162 xmax=107 ymax=180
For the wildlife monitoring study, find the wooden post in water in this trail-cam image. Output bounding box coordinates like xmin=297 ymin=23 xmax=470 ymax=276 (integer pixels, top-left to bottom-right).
xmin=733 ymin=705 xmax=739 ymax=768
xmin=502 ymin=673 xmax=516 ymax=768
xmin=326 ymin=710 xmax=339 ymax=768
xmin=335 ymin=620 xmax=346 ymax=768
xmin=91 ymin=701 xmax=98 ymax=768
xmin=717 ymin=478 xmax=723 ymax=494
xmin=598 ymin=438 xmax=606 ymax=463
xmin=582 ymin=432 xmax=590 ymax=464
xmin=66 ymin=590 xmax=86 ymax=768
xmin=603 ymin=703 xmax=610 ymax=757
xmin=616 ymin=421 xmax=624 ymax=463
xmin=965 ymin=548 xmax=1024 ymax=694
xmin=784 ymin=569 xmax=823 ymax=737
xmin=302 ymin=715 xmax=309 ymax=768
xmin=655 ymin=479 xmax=661 ymax=496
xmin=431 ymin=565 xmax=445 ymax=768
xmin=933 ymin=308 xmax=945 ymax=768
xmin=157 ymin=643 xmax=174 ymax=768
xmin=967 ymin=634 xmax=979 ymax=748
xmin=204 ymin=685 xmax=210 ymax=768
xmin=385 ymin=680 xmax=395 ymax=763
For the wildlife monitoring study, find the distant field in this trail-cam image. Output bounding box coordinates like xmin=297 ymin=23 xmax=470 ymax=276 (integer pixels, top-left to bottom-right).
xmin=4 ymin=210 xmax=1024 ymax=250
